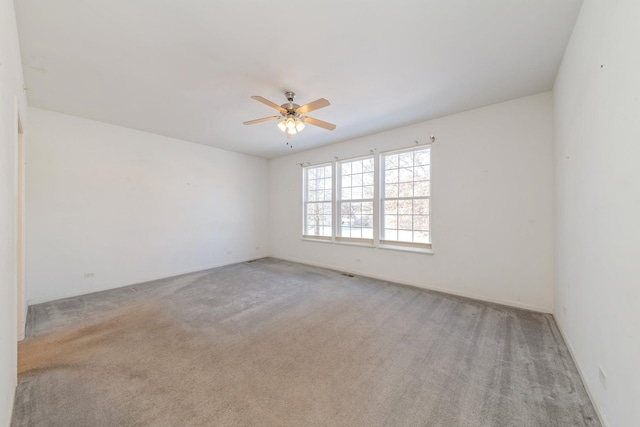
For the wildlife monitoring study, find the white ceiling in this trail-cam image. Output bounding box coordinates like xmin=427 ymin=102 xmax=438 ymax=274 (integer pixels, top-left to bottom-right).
xmin=15 ymin=0 xmax=582 ymax=159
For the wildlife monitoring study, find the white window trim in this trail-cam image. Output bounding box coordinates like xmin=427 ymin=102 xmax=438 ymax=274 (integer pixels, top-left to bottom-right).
xmin=301 ymin=144 xmax=433 ymax=254
xmin=302 ymin=162 xmax=334 ymax=240
xmin=380 ymin=145 xmax=432 ymax=250
xmin=336 ymin=154 xmax=375 ymax=245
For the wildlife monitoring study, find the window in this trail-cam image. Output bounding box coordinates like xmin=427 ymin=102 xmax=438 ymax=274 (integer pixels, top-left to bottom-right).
xmin=303 ymin=163 xmax=333 ymax=239
xmin=381 ymin=147 xmax=431 ymax=248
xmin=302 ymin=145 xmax=431 ymax=252
xmin=338 ymin=156 xmax=374 ymax=242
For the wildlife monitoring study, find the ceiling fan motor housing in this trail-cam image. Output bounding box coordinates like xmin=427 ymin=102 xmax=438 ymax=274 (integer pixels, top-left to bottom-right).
xmin=282 ymin=91 xmax=299 ymax=113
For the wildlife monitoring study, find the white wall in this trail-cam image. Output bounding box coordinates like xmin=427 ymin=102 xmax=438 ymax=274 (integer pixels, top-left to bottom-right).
xmin=26 ymin=108 xmax=269 ymax=304
xmin=0 ymin=0 xmax=28 ymax=425
xmin=553 ymin=0 xmax=640 ymax=425
xmin=269 ymin=93 xmax=554 ymax=312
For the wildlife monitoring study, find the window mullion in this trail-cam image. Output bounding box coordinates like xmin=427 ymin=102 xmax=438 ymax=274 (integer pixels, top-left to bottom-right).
xmin=332 ymin=160 xmax=338 ymax=242
xmin=302 ymin=168 xmax=307 ymax=236
xmin=374 ymin=153 xmax=381 ymax=246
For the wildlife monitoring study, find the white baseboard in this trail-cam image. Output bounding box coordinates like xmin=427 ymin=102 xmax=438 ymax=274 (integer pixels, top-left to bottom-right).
xmin=26 ymin=255 xmax=268 ymax=306
xmin=273 ymin=256 xmax=553 ymax=314
xmin=18 ymin=304 xmax=27 ymax=341
xmin=6 ymin=380 xmax=16 ymax=427
xmin=553 ymin=318 xmax=609 ymax=427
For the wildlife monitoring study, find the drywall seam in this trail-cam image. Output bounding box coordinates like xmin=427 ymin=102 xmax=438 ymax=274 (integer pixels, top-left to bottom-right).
xmin=554 ymin=318 xmax=610 ymax=427
xmin=274 ymin=256 xmax=552 ymax=313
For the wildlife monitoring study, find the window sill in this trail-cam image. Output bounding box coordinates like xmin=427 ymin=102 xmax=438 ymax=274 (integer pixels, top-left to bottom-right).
xmin=335 ymin=240 xmax=374 ymax=248
xmin=302 ymin=237 xmax=333 ymax=244
xmin=301 ymin=237 xmax=433 ymax=254
xmin=378 ymin=244 xmax=434 ymax=255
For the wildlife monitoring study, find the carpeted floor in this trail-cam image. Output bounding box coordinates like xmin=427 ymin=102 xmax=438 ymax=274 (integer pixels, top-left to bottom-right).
xmin=12 ymin=258 xmax=599 ymax=426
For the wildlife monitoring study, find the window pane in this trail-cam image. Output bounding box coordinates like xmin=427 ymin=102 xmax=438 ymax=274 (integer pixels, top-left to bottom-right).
xmin=352 ymin=186 xmax=362 ymax=200
xmin=385 ymin=154 xmax=399 ymax=169
xmin=399 ymin=152 xmax=413 ymax=167
xmin=413 ymin=215 xmax=428 ymax=231
xmin=398 ymin=215 xmax=412 ymax=229
xmin=415 ymin=151 xmax=429 ymax=166
xmin=398 ymin=230 xmax=413 ymax=241
xmin=415 ymin=165 xmax=429 ymax=181
xmin=322 ymin=203 xmax=333 ymax=215
xmin=399 ymin=167 xmax=413 ymax=183
xmin=385 ymin=215 xmax=397 ymax=229
xmin=398 ymin=199 xmax=412 ymax=214
xmin=381 ymin=147 xmax=431 ymax=245
xmin=338 ymin=156 xmax=374 ymax=240
xmin=363 ymin=172 xmax=374 ymax=186
xmin=414 ymin=180 xmax=429 ymax=197
xmin=352 ymin=161 xmax=362 ymax=174
xmin=304 ymin=165 xmax=332 ymax=237
xmin=384 ymin=229 xmax=398 ymax=240
xmin=414 ymin=231 xmax=429 ymax=243
xmin=414 ymin=199 xmax=429 ymax=215
xmin=363 ymin=185 xmax=374 ymax=199
xmin=384 ymin=200 xmax=397 ymax=214
xmin=385 ymin=169 xmax=398 ymax=184
xmin=385 ymin=183 xmax=398 ymax=198
xmin=399 ymin=182 xmax=413 ymax=197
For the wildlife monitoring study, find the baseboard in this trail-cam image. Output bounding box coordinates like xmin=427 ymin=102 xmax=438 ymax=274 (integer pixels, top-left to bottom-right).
xmin=26 ymin=255 xmax=268 ymax=306
xmin=18 ymin=303 xmax=27 ymax=341
xmin=6 ymin=381 xmax=16 ymax=427
xmin=553 ymin=318 xmax=610 ymax=427
xmin=273 ymin=256 xmax=553 ymax=314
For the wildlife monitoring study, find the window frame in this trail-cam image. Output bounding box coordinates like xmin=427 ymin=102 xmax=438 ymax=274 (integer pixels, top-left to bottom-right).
xmin=302 ymin=162 xmax=334 ymax=241
xmin=336 ymin=155 xmax=376 ymax=246
xmin=301 ymin=144 xmax=432 ymax=254
xmin=379 ymin=145 xmax=432 ymax=250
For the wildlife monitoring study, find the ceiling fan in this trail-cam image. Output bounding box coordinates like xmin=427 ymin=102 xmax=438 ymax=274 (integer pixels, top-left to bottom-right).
xmin=243 ymin=91 xmax=336 ymax=136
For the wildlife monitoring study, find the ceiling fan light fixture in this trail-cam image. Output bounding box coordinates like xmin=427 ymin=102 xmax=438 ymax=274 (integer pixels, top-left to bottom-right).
xmin=277 ymin=121 xmax=287 ymax=132
xmin=285 ymin=116 xmax=296 ymax=129
xmin=295 ymin=121 xmax=305 ymax=132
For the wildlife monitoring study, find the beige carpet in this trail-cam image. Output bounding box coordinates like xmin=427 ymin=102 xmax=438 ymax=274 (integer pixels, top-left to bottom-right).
xmin=12 ymin=258 xmax=599 ymax=426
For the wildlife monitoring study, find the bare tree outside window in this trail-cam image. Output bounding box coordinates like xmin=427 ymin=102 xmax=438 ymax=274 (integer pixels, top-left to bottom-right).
xmin=302 ymin=145 xmax=431 ymax=251
xmin=381 ymin=147 xmax=430 ymax=246
xmin=338 ymin=157 xmax=374 ymax=241
xmin=303 ymin=164 xmax=332 ymax=238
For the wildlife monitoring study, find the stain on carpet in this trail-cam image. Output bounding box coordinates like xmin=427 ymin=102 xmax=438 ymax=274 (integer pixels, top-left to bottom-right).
xmin=12 ymin=258 xmax=601 ymax=427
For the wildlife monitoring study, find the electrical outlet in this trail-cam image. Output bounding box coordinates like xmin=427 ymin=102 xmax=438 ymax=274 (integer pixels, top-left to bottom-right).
xmin=84 ymin=273 xmax=94 ymax=278
xmin=599 ymin=367 xmax=607 ymax=389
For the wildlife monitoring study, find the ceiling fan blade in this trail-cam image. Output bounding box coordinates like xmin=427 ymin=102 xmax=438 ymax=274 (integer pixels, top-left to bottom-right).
xmin=243 ymin=116 xmax=281 ymax=125
xmin=301 ymin=116 xmax=336 ymax=131
xmin=251 ymin=96 xmax=287 ymax=113
xmin=296 ymin=98 xmax=330 ymax=114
